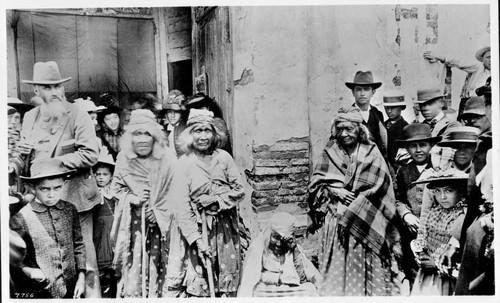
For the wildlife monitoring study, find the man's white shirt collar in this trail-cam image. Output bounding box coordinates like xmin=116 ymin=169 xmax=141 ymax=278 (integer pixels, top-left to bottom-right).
xmin=354 ymin=103 xmax=371 ymax=123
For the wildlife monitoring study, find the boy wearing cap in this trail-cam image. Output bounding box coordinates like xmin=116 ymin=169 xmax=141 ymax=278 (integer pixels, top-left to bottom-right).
xmin=394 ymin=123 xmax=440 ymax=288
xmin=9 ymin=158 xmax=86 ymax=298
xmin=379 ymin=90 xmax=409 ymax=172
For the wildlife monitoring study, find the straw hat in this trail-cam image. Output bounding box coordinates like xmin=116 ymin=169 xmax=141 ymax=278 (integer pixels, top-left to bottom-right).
xmin=413 ymin=168 xmax=469 ymax=188
xmin=475 ymin=46 xmax=490 ymax=62
xmin=376 ymin=90 xmax=407 ymax=107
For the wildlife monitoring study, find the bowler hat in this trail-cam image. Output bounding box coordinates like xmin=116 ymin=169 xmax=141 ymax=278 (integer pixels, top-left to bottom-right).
xmin=20 ymin=158 xmax=75 ymax=182
xmin=345 ymin=71 xmax=382 ymax=90
xmin=396 ymin=123 xmax=441 ymax=146
xmin=437 ymin=126 xmax=480 ymax=147
xmin=376 ymin=90 xmax=407 ymax=107
xmin=22 ymin=61 xmax=71 ymax=85
xmin=475 ymin=46 xmax=490 ymax=62
xmin=458 ymin=96 xmax=486 ymax=120
xmin=415 ymin=87 xmax=445 ymax=104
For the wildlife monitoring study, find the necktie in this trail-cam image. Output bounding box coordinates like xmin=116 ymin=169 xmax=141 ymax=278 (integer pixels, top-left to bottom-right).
xmin=426 ymin=119 xmax=437 ymax=130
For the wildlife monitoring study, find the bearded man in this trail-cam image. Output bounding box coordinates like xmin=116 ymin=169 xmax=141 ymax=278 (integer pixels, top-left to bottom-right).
xmin=10 ymin=61 xmax=102 ymax=298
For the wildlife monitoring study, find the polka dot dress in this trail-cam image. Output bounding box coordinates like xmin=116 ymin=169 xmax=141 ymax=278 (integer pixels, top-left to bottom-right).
xmin=317 ymin=211 xmax=396 ymax=296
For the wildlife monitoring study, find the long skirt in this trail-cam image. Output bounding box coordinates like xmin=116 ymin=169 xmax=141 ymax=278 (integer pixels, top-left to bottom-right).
xmin=411 ymin=269 xmax=453 ymax=296
xmin=165 ymin=208 xmax=241 ymax=297
xmin=118 ymin=207 xmax=168 ymax=298
xmin=317 ymin=210 xmax=398 ymax=296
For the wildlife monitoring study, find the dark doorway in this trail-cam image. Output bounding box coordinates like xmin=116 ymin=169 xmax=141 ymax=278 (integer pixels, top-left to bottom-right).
xmin=168 ymin=59 xmax=193 ymax=96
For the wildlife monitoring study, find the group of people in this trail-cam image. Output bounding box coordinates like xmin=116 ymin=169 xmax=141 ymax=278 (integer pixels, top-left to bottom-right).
xmin=308 ymin=45 xmax=493 ymax=296
xmin=7 ymin=43 xmax=493 ymax=299
xmin=7 ymin=61 xmax=243 ymax=299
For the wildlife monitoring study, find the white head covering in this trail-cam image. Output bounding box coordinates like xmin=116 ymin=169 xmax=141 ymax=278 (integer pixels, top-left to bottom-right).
xmin=270 ymin=212 xmax=296 ymax=238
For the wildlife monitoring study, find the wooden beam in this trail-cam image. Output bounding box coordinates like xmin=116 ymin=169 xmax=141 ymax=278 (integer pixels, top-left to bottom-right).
xmin=168 ymin=46 xmax=192 ymax=62
xmin=14 ymin=8 xmax=154 ymax=19
xmin=6 ymin=10 xmax=20 ymax=98
xmin=153 ymin=7 xmax=169 ymax=102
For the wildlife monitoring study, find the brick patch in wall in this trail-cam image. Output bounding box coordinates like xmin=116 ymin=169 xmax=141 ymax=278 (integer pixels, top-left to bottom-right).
xmin=245 ymin=137 xmax=310 ymax=216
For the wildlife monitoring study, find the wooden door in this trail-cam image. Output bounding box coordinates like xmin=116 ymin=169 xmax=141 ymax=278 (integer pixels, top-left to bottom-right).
xmin=192 ymin=6 xmax=234 ymax=131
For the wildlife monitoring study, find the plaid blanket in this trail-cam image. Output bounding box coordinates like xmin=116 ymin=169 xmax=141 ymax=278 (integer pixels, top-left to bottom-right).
xmin=309 ymin=138 xmax=397 ymax=258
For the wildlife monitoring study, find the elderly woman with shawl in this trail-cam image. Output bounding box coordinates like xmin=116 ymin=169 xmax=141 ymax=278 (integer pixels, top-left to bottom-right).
xmin=166 ymin=109 xmax=245 ymax=297
xmin=111 ymin=109 xmax=176 ymax=298
xmin=308 ymin=107 xmax=400 ymax=296
xmin=238 ymin=212 xmax=322 ymax=297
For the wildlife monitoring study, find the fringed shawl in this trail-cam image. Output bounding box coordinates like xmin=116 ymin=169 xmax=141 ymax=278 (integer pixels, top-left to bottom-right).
xmin=309 ymin=138 xmax=397 ymax=259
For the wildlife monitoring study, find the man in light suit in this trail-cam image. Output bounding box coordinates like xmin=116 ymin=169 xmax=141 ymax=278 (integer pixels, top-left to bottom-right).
xmin=414 ymin=87 xmax=461 ymax=170
xmin=11 ymin=61 xmax=102 ymax=298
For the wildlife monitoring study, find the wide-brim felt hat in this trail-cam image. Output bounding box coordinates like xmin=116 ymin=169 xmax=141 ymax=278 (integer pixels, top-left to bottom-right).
xmin=415 ymin=87 xmax=445 ymax=104
xmin=345 ymin=71 xmax=382 ymax=90
xmin=20 ymin=158 xmax=75 ymax=182
xmin=22 ymin=61 xmax=71 ymax=85
xmin=475 ymin=46 xmax=490 ymax=62
xmin=7 ymin=97 xmax=34 ymax=117
xmin=438 ymin=126 xmax=480 ymax=147
xmin=96 ymin=151 xmax=115 ymax=167
xmin=376 ymin=90 xmax=407 ymax=107
xmin=412 ymin=168 xmax=469 ymax=187
xmin=396 ymin=123 xmax=441 ymax=146
xmin=457 ymin=96 xmax=486 ymax=120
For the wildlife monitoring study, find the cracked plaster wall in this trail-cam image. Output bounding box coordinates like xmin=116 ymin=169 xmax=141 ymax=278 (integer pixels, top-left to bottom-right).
xmin=229 ymin=5 xmax=490 ymax=234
